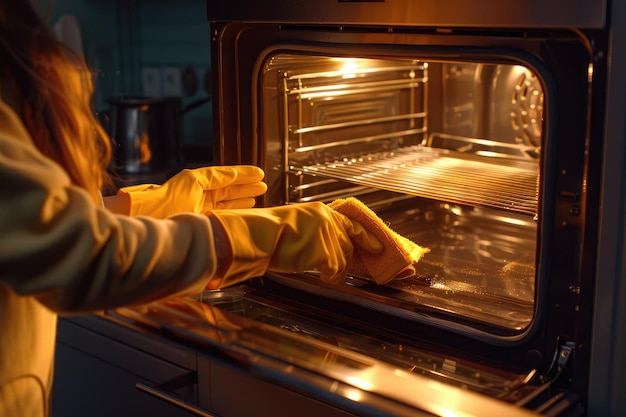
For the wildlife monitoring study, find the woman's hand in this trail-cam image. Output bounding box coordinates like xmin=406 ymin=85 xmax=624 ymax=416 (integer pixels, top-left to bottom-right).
xmin=207 ymin=202 xmax=384 ymax=288
xmin=115 ymin=166 xmax=267 ymax=219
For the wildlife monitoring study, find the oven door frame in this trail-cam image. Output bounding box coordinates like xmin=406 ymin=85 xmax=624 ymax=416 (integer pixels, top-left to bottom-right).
xmin=209 ymin=19 xmax=607 ymax=413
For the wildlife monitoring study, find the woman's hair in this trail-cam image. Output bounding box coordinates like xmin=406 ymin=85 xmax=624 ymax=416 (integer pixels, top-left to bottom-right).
xmin=0 ymin=1 xmax=112 ymax=201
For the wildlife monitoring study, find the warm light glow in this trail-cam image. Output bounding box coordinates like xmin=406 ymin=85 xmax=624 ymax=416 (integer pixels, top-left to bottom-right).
xmin=345 ymin=375 xmax=374 ymax=391
xmin=344 ymin=388 xmax=363 ymax=402
xmin=488 ymin=213 xmax=530 ymax=227
xmin=340 ymin=59 xmax=359 ymax=79
xmin=426 ymin=381 xmax=476 ymax=417
xmin=475 ymin=150 xmax=505 ymax=158
xmin=139 ymin=132 xmax=152 ymax=163
xmin=432 ymin=409 xmax=471 ymax=417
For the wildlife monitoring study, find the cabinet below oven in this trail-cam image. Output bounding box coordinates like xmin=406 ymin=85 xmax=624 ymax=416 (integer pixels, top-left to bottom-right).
xmin=53 ymin=314 xmax=388 ymax=417
xmin=53 ymin=315 xmax=200 ymax=417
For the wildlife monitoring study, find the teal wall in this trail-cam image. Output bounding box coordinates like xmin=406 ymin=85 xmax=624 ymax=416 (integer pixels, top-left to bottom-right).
xmin=135 ymin=0 xmax=212 ymax=147
xmin=38 ymin=0 xmax=118 ymax=53
xmin=39 ymin=0 xmax=213 ymax=149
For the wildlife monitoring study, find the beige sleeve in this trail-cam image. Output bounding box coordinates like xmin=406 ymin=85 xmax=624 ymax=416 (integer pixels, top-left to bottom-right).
xmin=0 ymin=99 xmax=219 ymax=313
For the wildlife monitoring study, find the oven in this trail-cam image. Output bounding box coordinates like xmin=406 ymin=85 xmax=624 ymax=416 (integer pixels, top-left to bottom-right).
xmin=104 ymin=0 xmax=625 ymax=416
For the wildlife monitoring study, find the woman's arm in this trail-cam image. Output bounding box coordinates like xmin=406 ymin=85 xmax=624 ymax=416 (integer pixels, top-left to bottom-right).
xmin=102 ymin=193 xmax=130 ymax=215
xmin=0 ymin=99 xmax=219 ymax=313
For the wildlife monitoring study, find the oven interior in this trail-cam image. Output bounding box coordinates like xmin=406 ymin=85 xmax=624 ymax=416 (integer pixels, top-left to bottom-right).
xmin=259 ymin=53 xmax=542 ymax=342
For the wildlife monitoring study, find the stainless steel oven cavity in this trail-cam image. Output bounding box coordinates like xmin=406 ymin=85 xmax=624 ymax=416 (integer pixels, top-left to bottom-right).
xmin=260 ymin=54 xmax=541 ymax=338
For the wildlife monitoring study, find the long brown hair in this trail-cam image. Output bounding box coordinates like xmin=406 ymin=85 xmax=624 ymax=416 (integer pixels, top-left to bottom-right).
xmin=0 ymin=1 xmax=112 ymax=201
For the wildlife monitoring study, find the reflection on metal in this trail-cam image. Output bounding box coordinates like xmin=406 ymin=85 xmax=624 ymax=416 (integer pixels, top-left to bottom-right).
xmin=295 ymin=145 xmax=539 ymax=215
xmin=114 ymin=292 xmax=543 ymax=417
xmin=270 ymin=196 xmax=537 ymax=337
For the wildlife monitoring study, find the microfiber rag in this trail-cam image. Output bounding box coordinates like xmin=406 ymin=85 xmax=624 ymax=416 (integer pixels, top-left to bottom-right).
xmin=329 ymin=197 xmax=429 ymax=285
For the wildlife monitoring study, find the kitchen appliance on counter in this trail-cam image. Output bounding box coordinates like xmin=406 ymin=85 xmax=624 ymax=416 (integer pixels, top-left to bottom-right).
xmin=106 ymin=96 xmax=212 ymax=182
xmin=53 ymin=0 xmax=625 ymax=416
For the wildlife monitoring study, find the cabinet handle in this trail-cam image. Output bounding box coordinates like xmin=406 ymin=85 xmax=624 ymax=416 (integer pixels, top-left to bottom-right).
xmin=136 ymin=382 xmax=216 ymax=417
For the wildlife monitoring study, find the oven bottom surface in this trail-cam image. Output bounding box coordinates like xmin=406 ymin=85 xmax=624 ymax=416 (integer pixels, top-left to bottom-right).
xmin=348 ymin=196 xmax=537 ymax=335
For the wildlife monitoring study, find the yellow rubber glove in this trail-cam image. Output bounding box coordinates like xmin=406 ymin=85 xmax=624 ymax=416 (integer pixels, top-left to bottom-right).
xmin=207 ymin=202 xmax=384 ymax=289
xmin=118 ymin=166 xmax=267 ymax=218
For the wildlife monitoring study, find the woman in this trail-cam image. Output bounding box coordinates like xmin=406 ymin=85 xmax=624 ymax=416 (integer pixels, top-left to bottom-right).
xmin=0 ymin=2 xmax=382 ymax=416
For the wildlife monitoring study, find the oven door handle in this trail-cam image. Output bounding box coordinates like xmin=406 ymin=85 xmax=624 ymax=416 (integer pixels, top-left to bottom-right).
xmin=136 ymin=371 xmax=216 ymax=417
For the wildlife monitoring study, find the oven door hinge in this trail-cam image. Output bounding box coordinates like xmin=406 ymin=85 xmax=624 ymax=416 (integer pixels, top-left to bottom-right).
xmin=543 ymin=341 xmax=575 ymax=384
xmin=516 ymin=341 xmax=583 ymax=416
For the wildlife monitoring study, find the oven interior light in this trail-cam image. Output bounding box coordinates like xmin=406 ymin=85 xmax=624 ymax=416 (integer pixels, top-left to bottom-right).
xmin=340 ymin=59 xmax=359 ymax=79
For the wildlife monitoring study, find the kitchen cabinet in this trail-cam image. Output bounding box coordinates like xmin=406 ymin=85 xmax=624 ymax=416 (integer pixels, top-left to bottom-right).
xmin=208 ymin=360 xmax=357 ymax=417
xmin=53 ymin=315 xmax=202 ymax=417
xmin=53 ymin=314 xmax=360 ymax=417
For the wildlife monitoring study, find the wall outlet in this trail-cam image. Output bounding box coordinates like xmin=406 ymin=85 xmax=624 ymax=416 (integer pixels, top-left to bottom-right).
xmin=141 ymin=67 xmax=162 ymax=97
xmin=162 ymin=67 xmax=183 ymax=97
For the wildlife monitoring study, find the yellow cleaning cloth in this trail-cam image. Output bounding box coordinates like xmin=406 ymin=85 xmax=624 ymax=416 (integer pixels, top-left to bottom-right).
xmin=329 ymin=197 xmax=429 ymax=285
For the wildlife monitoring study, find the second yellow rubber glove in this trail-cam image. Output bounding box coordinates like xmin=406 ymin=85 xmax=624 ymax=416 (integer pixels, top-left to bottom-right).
xmin=207 ymin=202 xmax=384 ymax=289
xmin=118 ymin=165 xmax=267 ymax=219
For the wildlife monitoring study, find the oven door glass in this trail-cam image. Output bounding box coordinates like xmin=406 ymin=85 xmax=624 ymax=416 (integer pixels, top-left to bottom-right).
xmin=259 ymin=52 xmax=544 ymax=341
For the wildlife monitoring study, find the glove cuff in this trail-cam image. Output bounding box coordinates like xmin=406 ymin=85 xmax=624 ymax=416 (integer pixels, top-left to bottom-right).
xmin=117 ymin=184 xmax=163 ymax=217
xmin=208 ymin=210 xmax=276 ymax=287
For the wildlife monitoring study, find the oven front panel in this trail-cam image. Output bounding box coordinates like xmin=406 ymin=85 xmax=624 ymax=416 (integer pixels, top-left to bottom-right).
xmin=208 ymin=18 xmax=604 ymax=416
xmin=205 ymin=0 xmax=606 ymax=29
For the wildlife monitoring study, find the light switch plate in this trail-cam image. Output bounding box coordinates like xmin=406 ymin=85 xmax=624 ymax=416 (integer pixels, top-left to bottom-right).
xmin=162 ymin=67 xmax=183 ymax=97
xmin=141 ymin=67 xmax=162 ymax=97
